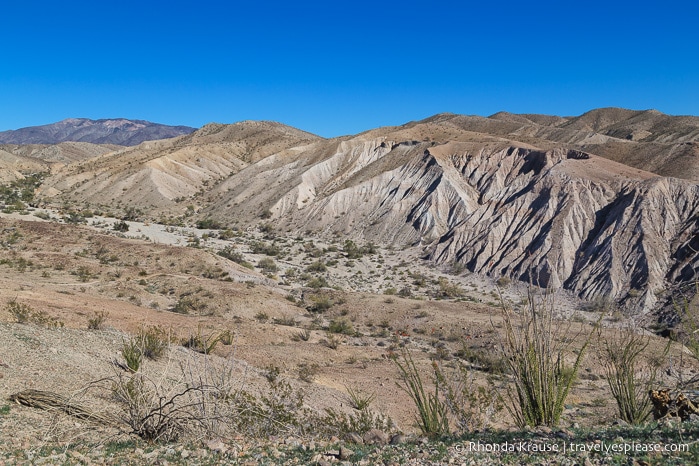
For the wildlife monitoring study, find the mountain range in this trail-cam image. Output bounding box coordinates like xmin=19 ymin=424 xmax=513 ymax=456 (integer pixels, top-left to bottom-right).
xmin=0 ymin=118 xmax=195 ymax=146
xmin=5 ymin=108 xmax=699 ymax=318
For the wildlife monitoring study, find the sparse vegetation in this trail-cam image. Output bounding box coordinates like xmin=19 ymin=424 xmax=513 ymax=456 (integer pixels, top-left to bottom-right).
xmin=291 ymin=327 xmax=312 ymax=342
xmin=121 ymin=338 xmax=143 ymax=372
xmin=250 ymin=240 xmax=281 ymax=256
xmin=6 ymin=299 xmax=31 ymax=323
xmin=257 ymin=257 xmax=278 ymax=273
xmin=321 ymin=332 xmax=341 ymax=349
xmin=171 ymin=296 xmax=208 ymax=315
xmin=328 ymin=318 xmax=354 ymax=335
xmin=181 ymin=326 xmax=224 ymax=354
xmin=306 ymin=298 xmax=332 ymax=315
xmin=305 ymin=260 xmax=327 ymax=273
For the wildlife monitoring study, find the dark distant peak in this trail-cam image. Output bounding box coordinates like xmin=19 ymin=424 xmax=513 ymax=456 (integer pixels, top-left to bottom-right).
xmin=0 ymin=118 xmax=196 ymax=146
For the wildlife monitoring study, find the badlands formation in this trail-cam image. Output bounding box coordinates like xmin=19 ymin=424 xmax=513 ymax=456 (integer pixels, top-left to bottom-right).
xmin=25 ymin=108 xmax=699 ymax=317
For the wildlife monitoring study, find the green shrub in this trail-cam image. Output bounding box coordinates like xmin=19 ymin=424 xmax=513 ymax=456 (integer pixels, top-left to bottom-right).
xmin=496 ymin=276 xmax=511 ymax=287
xmin=393 ymin=348 xmax=449 ymax=438
xmin=436 ymin=277 xmax=464 ymax=298
xmin=122 ymin=338 xmax=143 ymax=372
xmin=6 ymin=299 xmax=31 ymax=323
xmin=113 ymin=221 xmax=129 ymax=232
xmin=74 ymin=266 xmax=93 ymax=282
xmin=272 ymin=314 xmax=298 ymax=326
xmin=346 ymin=385 xmax=376 ymax=410
xmin=328 ymin=318 xmax=354 ymax=335
xmin=321 ymin=333 xmax=340 ymax=350
xmin=5 ymin=299 xmax=63 ymax=328
xmin=218 ymin=246 xmax=253 ymax=269
xmin=306 ymin=294 xmax=333 ymax=313
xmin=181 ymin=326 xmax=223 ymax=354
xmin=87 ymin=311 xmax=108 ymax=330
xmin=306 ymin=261 xmax=327 ymax=273
xmin=306 ymin=276 xmax=329 ymax=289
xmin=257 ymin=257 xmax=278 ymax=273
xmin=343 ymin=240 xmax=362 ymax=259
xmin=196 ymin=218 xmax=223 ymax=229
xmin=139 ymin=326 xmax=169 ymax=360
xmin=498 ymin=289 xmax=597 ymax=427
xmin=171 ymin=296 xmax=208 ymax=315
xmin=602 ymin=327 xmax=668 ymax=424
xmin=250 ymin=241 xmax=281 ymax=256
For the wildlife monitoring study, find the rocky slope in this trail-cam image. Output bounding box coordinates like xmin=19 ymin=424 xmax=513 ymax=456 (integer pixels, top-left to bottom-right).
xmin=36 ymin=120 xmax=322 ymax=211
xmin=0 ymin=118 xmax=196 ymax=146
xmin=26 ymin=109 xmax=699 ymax=312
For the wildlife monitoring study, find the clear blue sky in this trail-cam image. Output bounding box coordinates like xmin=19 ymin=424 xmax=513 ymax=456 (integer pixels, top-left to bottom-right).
xmin=2 ymin=0 xmax=697 ymax=137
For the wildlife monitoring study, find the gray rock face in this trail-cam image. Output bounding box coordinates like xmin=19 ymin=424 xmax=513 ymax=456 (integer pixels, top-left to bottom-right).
xmin=208 ymin=135 xmax=699 ymax=311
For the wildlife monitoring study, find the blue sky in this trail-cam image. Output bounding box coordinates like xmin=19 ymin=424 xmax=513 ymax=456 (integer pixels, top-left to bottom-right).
xmin=2 ymin=1 xmax=697 ymax=137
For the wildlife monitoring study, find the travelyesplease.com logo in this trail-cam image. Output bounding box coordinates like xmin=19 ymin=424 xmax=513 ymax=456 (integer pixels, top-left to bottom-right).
xmin=454 ymin=440 xmax=688 ymax=454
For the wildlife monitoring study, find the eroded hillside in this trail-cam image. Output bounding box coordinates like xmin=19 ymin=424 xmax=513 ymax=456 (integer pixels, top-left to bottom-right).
xmin=11 ymin=109 xmax=699 ymax=314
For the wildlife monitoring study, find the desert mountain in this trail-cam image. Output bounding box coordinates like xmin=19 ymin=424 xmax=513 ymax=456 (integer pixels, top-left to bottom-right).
xmin=488 ymin=108 xmax=699 ymax=180
xmin=30 ymin=109 xmax=699 ymax=312
xmin=0 ymin=118 xmax=196 ymax=146
xmin=37 ymin=120 xmax=322 ymax=209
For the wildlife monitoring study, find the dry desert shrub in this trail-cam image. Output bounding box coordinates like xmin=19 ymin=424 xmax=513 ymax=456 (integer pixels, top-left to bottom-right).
xmin=5 ymin=299 xmax=63 ymax=328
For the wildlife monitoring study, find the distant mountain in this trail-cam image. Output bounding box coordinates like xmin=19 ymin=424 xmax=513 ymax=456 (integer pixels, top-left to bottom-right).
xmin=0 ymin=118 xmax=196 ymax=146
